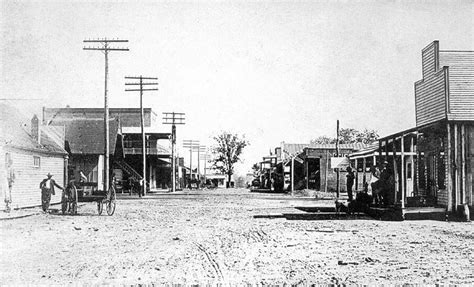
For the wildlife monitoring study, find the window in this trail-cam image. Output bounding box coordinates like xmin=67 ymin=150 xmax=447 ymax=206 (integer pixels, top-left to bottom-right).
xmin=33 ymin=156 xmax=41 ymax=168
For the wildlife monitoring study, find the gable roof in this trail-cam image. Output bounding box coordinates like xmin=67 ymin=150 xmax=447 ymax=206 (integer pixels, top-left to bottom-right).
xmin=0 ymin=104 xmax=67 ymax=155
xmin=48 ymin=118 xmax=120 ymax=155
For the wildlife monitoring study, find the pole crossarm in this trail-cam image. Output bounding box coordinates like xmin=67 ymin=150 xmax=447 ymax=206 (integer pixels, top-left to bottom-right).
xmin=125 ymin=88 xmax=159 ymax=92
xmin=84 ymin=39 xmax=129 ymax=42
xmin=163 ymin=112 xmax=186 ymax=125
xmin=125 ymin=76 xmax=158 ymax=80
xmin=83 ymin=47 xmax=129 ymax=51
xmin=125 ymin=83 xmax=159 ymax=86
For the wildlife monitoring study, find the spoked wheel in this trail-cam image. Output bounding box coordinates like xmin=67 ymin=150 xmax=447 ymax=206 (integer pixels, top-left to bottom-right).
xmin=97 ymin=201 xmax=104 ymax=215
xmin=106 ymin=185 xmax=116 ymax=216
xmin=69 ymin=186 xmax=78 ymax=215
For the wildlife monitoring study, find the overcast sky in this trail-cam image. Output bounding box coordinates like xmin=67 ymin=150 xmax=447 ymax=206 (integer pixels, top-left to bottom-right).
xmin=1 ymin=0 xmax=473 ymax=175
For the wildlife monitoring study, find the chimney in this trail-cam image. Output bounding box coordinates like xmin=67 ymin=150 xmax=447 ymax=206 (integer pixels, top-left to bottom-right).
xmin=31 ymin=114 xmax=41 ymax=144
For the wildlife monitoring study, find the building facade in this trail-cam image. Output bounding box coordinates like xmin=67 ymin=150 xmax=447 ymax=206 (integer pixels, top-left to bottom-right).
xmin=1 ymin=105 xmax=67 ymax=210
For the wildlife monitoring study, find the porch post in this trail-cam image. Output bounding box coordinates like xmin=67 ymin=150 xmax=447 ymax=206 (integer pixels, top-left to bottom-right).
xmin=392 ymin=137 xmax=398 ymax=205
xmin=64 ymin=154 xmax=69 ymax=188
xmin=447 ymin=123 xmax=453 ymax=212
xmin=410 ymin=135 xmax=415 ymax=197
xmin=355 ymin=158 xmax=358 ymax=191
xmin=291 ymin=156 xmax=295 ymax=196
xmin=305 ymin=158 xmax=309 ymax=190
xmin=461 ymin=124 xmax=466 ymax=205
xmin=454 ymin=124 xmax=459 ymax=212
xmin=378 ymin=140 xmax=382 ymax=164
xmin=362 ymin=157 xmax=367 ymax=189
xmin=324 ymin=151 xmax=329 ymax=193
xmin=401 ymin=134 xmax=405 ymax=208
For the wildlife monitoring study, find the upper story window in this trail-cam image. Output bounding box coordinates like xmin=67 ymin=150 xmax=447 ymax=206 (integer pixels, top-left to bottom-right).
xmin=33 ymin=156 xmax=41 ymax=168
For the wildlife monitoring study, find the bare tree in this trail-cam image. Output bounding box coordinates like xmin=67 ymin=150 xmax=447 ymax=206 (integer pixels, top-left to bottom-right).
xmin=211 ymin=132 xmax=249 ymax=188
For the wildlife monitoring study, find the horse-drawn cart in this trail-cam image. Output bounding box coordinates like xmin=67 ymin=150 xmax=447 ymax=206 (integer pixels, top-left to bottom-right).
xmin=62 ymin=180 xmax=116 ymax=216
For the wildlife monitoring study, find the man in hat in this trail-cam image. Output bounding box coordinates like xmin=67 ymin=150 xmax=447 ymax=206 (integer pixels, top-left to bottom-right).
xmin=346 ymin=166 xmax=355 ymax=202
xmin=39 ymin=173 xmax=63 ymax=212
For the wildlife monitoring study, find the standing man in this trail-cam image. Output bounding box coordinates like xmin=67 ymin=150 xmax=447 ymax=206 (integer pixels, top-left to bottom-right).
xmin=39 ymin=173 xmax=63 ymax=212
xmin=379 ymin=161 xmax=391 ymax=206
xmin=346 ymin=166 xmax=355 ymax=202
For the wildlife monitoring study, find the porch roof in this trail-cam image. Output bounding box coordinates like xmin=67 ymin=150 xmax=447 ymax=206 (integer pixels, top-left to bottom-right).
xmin=378 ymin=126 xmax=419 ymax=141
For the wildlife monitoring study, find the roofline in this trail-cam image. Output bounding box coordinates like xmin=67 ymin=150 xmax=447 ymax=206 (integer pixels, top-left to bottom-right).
xmin=378 ymin=126 xmax=419 ymax=141
xmin=439 ymin=50 xmax=474 ymax=53
xmin=44 ymin=107 xmax=155 ymax=113
xmin=4 ymin=144 xmax=68 ymax=156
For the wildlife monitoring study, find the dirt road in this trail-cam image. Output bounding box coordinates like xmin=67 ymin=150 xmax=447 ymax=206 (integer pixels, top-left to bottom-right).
xmin=1 ymin=188 xmax=473 ymax=285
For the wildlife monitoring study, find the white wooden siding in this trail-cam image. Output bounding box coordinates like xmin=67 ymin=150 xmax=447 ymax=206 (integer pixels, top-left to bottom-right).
xmin=415 ymin=41 xmax=447 ymax=127
xmin=441 ymin=51 xmax=474 ymax=120
xmin=3 ymin=148 xmax=64 ymax=210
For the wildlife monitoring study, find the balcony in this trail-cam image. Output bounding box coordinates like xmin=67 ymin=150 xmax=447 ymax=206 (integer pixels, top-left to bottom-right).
xmin=124 ymin=145 xmax=170 ymax=156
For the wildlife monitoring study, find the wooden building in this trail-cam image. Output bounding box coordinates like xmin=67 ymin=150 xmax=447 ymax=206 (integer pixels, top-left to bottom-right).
xmin=414 ymin=41 xmax=474 ymax=214
xmin=278 ymin=142 xmax=367 ymax=192
xmin=0 ymin=104 xmax=68 ymax=210
xmin=349 ymin=41 xmax=473 ymax=218
xmin=45 ymin=108 xmax=172 ymax=191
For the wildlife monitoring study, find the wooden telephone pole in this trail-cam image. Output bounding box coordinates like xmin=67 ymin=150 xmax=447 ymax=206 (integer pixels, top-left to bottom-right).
xmin=125 ymin=76 xmax=158 ymax=196
xmin=197 ymin=145 xmax=207 ymax=185
xmin=336 ymin=119 xmax=340 ymax=198
xmin=83 ymin=38 xmax=128 ymax=193
xmin=183 ymin=140 xmax=200 ymax=185
xmin=163 ymin=112 xmax=185 ymax=192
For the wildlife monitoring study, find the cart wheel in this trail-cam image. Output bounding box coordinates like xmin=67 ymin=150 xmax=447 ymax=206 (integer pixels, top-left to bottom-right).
xmin=97 ymin=201 xmax=103 ymax=215
xmin=70 ymin=201 xmax=77 ymax=215
xmin=106 ymin=185 xmax=116 ymax=216
xmin=69 ymin=186 xmax=78 ymax=215
xmin=61 ymin=191 xmax=68 ymax=215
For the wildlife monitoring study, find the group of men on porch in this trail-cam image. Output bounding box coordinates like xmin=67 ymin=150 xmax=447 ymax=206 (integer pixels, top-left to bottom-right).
xmin=347 ymin=161 xmax=394 ymax=207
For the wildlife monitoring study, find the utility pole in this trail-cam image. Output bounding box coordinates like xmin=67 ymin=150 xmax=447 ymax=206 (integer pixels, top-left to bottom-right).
xmin=163 ymin=112 xmax=185 ymax=192
xmin=83 ymin=38 xmax=128 ymax=193
xmin=203 ymin=151 xmax=210 ymax=184
xmin=197 ymin=145 xmax=207 ymax=185
xmin=125 ymin=76 xmax=158 ymax=197
xmin=183 ymin=140 xmax=200 ymax=185
xmin=336 ymin=119 xmax=340 ymax=199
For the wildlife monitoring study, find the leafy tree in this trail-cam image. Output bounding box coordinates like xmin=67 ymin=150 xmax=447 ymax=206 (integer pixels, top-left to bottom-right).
xmin=310 ymin=128 xmax=379 ymax=145
xmin=355 ymin=129 xmax=379 ymax=144
xmin=310 ymin=136 xmax=336 ymax=145
xmin=211 ymin=132 xmax=249 ymax=188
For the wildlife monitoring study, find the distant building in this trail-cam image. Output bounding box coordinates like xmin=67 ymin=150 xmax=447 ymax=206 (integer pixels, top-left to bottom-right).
xmin=277 ymin=142 xmax=367 ymax=192
xmin=0 ymin=104 xmax=68 ymax=210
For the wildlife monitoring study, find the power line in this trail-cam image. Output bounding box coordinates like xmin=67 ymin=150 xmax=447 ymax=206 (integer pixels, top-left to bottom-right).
xmin=83 ymin=37 xmax=129 ymax=193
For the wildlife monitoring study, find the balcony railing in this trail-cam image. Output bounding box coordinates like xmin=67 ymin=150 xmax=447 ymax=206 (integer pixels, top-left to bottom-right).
xmin=124 ymin=147 xmax=170 ymax=155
